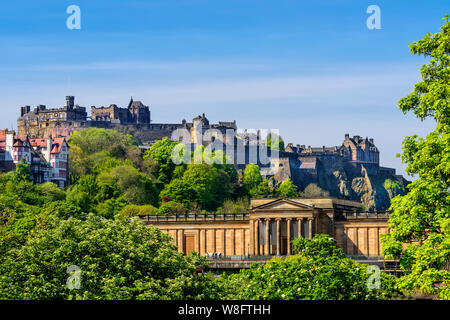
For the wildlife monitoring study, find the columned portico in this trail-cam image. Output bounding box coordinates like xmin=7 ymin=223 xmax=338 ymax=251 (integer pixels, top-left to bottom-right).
xmin=249 ymin=198 xmax=322 ymax=256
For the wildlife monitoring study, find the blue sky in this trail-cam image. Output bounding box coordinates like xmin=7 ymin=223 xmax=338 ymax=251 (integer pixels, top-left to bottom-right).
xmin=0 ymin=0 xmax=448 ymax=177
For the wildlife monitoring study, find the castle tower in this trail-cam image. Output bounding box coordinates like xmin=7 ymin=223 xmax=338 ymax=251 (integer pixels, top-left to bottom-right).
xmin=66 ymin=96 xmax=74 ymax=110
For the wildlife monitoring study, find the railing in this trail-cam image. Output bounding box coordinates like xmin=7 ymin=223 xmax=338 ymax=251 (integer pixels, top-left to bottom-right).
xmin=138 ymin=212 xmax=250 ymax=223
xmin=206 ymin=254 xmax=275 ymax=261
xmin=337 ymin=211 xmax=391 ymax=220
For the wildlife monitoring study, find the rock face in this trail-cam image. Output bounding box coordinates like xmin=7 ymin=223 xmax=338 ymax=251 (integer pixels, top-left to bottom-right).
xmin=272 ymin=135 xmax=410 ymax=210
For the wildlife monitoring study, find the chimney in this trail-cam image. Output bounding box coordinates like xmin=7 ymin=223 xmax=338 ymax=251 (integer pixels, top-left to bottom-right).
xmin=45 ymin=138 xmax=51 ymax=162
xmin=20 ymin=106 xmax=30 ymax=117
xmin=345 ymin=133 xmax=349 ymax=140
xmin=369 ymin=138 xmax=374 ymax=144
xmin=5 ymin=133 xmax=14 ymax=156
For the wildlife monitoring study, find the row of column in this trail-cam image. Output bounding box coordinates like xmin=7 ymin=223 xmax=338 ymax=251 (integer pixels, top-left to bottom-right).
xmin=251 ymin=217 xmax=314 ymax=256
xmin=162 ymin=228 xmax=248 ymax=256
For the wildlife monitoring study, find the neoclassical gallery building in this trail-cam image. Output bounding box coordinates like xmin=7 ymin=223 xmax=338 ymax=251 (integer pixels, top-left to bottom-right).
xmin=139 ymin=198 xmax=390 ymax=258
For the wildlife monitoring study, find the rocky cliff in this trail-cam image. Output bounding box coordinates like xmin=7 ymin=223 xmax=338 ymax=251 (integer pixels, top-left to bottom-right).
xmin=274 ymin=156 xmax=409 ymax=211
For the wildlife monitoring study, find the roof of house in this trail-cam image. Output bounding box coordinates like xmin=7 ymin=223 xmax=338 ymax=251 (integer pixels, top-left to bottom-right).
xmin=30 ymin=138 xmax=48 ymax=148
xmin=50 ymin=137 xmax=67 ymax=154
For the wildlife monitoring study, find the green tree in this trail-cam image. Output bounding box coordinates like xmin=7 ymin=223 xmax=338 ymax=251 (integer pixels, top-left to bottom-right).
xmin=219 ymin=234 xmax=400 ymax=300
xmin=243 ymin=164 xmax=263 ymax=191
xmin=277 ymin=178 xmax=298 ymax=198
xmin=95 ymin=197 xmax=128 ymax=219
xmin=161 ymin=164 xmax=233 ymax=211
xmin=217 ymin=198 xmax=249 ymax=214
xmin=143 ymin=137 xmax=178 ymax=184
xmin=97 ymin=165 xmax=158 ymax=206
xmin=157 ymin=201 xmax=186 ymax=215
xmin=381 ymin=16 xmax=450 ymax=299
xmin=159 ymin=178 xmax=197 ymax=209
xmin=14 ymin=158 xmax=32 ymax=183
xmin=299 ymin=183 xmax=330 ymax=198
xmin=69 ymin=128 xmax=140 ymax=181
xmin=117 ymin=204 xmax=158 ymax=219
xmin=66 ymin=175 xmax=98 ymax=213
xmin=0 ymin=200 xmax=39 ymax=255
xmin=0 ymin=215 xmax=221 ymax=300
xmin=249 ymin=178 xmax=274 ymax=198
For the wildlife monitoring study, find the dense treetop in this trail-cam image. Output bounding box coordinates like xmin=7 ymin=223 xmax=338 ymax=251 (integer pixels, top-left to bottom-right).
xmin=381 ymin=15 xmax=449 ymax=300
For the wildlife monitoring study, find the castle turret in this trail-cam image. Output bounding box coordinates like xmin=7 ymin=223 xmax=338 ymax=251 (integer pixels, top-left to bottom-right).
xmin=66 ymin=96 xmax=74 ymax=109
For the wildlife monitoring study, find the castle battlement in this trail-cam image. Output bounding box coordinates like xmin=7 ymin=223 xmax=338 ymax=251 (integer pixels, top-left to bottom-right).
xmin=17 ymin=96 xmax=237 ymax=145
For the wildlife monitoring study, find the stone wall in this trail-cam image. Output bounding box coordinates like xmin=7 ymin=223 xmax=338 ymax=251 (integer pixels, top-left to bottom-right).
xmin=142 ymin=217 xmax=250 ymax=256
xmin=334 ymin=218 xmax=389 ymax=257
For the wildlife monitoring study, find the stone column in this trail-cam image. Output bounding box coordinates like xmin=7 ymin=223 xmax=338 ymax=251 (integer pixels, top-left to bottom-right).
xmin=254 ymin=219 xmax=260 ymax=256
xmin=196 ymin=229 xmax=201 ymax=253
xmin=265 ymin=218 xmax=270 ymax=255
xmin=298 ymin=218 xmax=303 ymax=238
xmin=231 ymin=228 xmax=235 ymax=256
xmin=366 ymin=228 xmax=369 ymax=257
xmin=180 ymin=229 xmax=184 ymax=253
xmin=376 ymin=227 xmax=380 ymax=256
xmin=308 ymin=218 xmax=313 ymax=239
xmin=242 ymin=228 xmax=246 ymax=256
xmin=223 ymin=229 xmax=226 ymax=256
xmin=212 ymin=229 xmax=216 ymax=253
xmin=286 ymin=218 xmax=292 ymax=255
xmin=202 ymin=229 xmax=207 ymax=256
xmin=276 ymin=218 xmax=281 ymax=256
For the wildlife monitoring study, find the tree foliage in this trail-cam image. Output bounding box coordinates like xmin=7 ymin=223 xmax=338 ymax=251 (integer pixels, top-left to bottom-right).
xmin=161 ymin=163 xmax=234 ymax=211
xmin=0 ymin=215 xmax=220 ymax=300
xmin=143 ymin=137 xmax=178 ymax=184
xmin=381 ymin=16 xmax=450 ymax=299
xmin=243 ymin=164 xmax=263 ymax=191
xmin=68 ymin=128 xmax=141 ymax=181
xmin=277 ymin=178 xmax=298 ymax=198
xmin=299 ymin=183 xmax=330 ymax=198
xmin=219 ymin=235 xmax=400 ymax=300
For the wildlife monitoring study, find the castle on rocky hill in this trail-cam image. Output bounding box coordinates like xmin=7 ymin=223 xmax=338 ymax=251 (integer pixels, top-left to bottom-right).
xmin=17 ymin=96 xmax=237 ymax=145
xmin=15 ymin=96 xmax=409 ymax=209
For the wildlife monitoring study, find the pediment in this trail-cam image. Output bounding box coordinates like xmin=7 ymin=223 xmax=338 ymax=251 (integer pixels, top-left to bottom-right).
xmin=252 ymin=199 xmax=314 ymax=211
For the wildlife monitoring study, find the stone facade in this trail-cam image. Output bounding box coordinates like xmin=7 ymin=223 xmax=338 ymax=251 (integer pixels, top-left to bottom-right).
xmin=90 ymin=98 xmax=150 ymax=124
xmin=17 ymin=96 xmax=237 ymax=146
xmin=18 ymin=96 xmax=87 ymax=139
xmin=272 ymin=135 xmax=409 ymax=210
xmin=141 ymin=198 xmax=390 ymax=258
